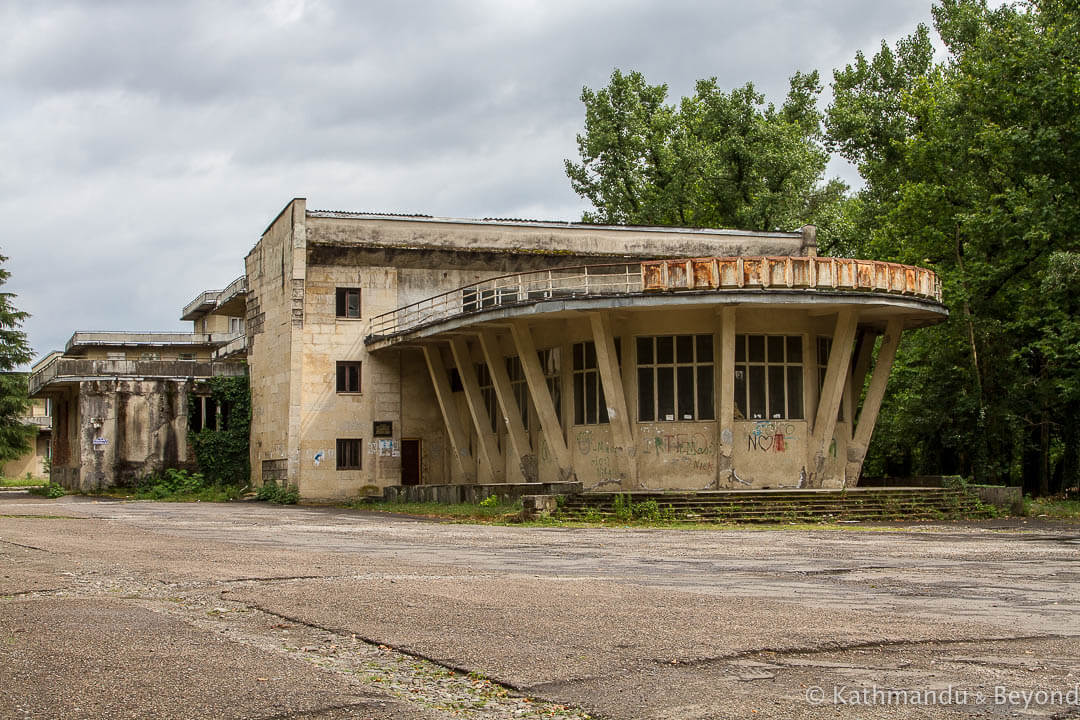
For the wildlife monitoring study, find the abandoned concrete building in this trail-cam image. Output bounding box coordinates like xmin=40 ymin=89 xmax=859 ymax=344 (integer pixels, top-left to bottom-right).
xmin=243 ymin=199 xmax=946 ymax=498
xmin=29 ymin=197 xmax=946 ymax=496
xmin=29 ymin=279 xmax=247 ymax=490
xmin=2 ymin=394 xmax=52 ymax=480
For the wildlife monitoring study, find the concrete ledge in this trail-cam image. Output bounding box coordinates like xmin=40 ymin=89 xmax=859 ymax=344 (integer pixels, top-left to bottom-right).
xmin=971 ymin=485 xmax=1024 ymax=514
xmin=382 ymin=482 xmax=582 ymax=504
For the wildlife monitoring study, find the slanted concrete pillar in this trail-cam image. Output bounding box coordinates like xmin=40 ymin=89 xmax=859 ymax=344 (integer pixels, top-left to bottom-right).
xmin=510 ymin=320 xmax=573 ymax=481
xmin=422 ymin=344 xmax=476 ymax=483
xmin=717 ymin=307 xmax=736 ymax=488
xmin=589 ymin=312 xmax=637 ymax=489
xmin=845 ymin=328 xmax=877 ymax=428
xmin=809 ymin=309 xmax=858 ymax=485
xmin=449 ymin=337 xmax=503 ymax=483
xmin=477 ymin=328 xmax=535 ymax=482
xmin=844 ymin=319 xmax=903 ymax=486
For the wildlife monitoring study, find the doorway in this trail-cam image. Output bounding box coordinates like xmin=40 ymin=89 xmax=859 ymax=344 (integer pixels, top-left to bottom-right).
xmin=401 ymin=438 xmax=421 ymax=485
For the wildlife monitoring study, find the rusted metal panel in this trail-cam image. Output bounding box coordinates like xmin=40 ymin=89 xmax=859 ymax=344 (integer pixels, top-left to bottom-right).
xmin=690 ymin=259 xmax=718 ymax=289
xmin=666 ymin=260 xmax=690 ymax=288
xmin=642 ymin=261 xmax=666 ymax=291
xmin=717 ymin=258 xmax=739 ymax=288
xmin=855 ymin=260 xmax=875 ymax=290
xmin=743 ymin=258 xmax=763 ymax=286
xmin=791 ymin=257 xmax=810 ymax=287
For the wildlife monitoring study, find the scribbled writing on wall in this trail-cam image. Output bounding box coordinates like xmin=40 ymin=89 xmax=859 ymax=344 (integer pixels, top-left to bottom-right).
xmin=639 ymin=427 xmax=716 ymax=475
xmin=747 ymin=421 xmax=795 ymax=453
xmin=573 ymin=429 xmax=626 ymax=487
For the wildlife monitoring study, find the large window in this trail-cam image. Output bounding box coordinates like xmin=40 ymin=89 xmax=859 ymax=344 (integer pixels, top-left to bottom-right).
xmin=735 ymin=335 xmax=803 ymax=420
xmin=337 ymin=438 xmax=362 ymax=470
xmin=336 ymin=361 xmax=362 ymax=393
xmin=572 ymin=340 xmax=619 ymax=425
xmin=335 ymin=288 xmax=361 ymax=319
xmin=637 ymin=335 xmax=714 ymax=422
xmin=506 ymin=357 xmax=529 ymax=430
xmin=539 ymin=347 xmax=561 ymax=424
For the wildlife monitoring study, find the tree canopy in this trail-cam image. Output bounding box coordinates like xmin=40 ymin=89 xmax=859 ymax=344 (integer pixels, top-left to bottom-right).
xmin=564 ymin=69 xmax=847 ymax=241
xmin=565 ymin=0 xmax=1080 ymax=493
xmin=0 ymin=251 xmax=34 ymax=464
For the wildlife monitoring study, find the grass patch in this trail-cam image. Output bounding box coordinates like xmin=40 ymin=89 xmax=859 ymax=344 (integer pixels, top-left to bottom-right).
xmin=1 ymin=475 xmax=45 ymax=487
xmin=97 ymin=468 xmax=246 ymax=503
xmin=353 ymin=499 xmax=522 ymax=521
xmin=1025 ymin=496 xmax=1080 ymax=519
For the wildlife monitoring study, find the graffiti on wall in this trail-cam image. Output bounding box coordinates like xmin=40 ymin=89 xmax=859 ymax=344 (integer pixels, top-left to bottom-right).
xmin=639 ymin=427 xmax=716 ymax=474
xmin=747 ymin=421 xmax=795 ymax=453
xmin=573 ymin=429 xmax=627 ymax=487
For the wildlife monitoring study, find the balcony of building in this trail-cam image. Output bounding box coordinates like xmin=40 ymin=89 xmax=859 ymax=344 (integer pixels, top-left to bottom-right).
xmin=364 ymin=256 xmax=946 ymax=351
xmin=29 ymin=356 xmax=247 ymax=396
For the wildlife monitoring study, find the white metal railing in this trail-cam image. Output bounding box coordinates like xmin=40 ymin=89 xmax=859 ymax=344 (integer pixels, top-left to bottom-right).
xmin=181 ymin=290 xmax=220 ymax=319
xmin=365 ymin=256 xmax=943 ymax=344
xmin=366 ymin=263 xmax=643 ymax=340
xmin=219 ymin=275 xmax=247 ymax=303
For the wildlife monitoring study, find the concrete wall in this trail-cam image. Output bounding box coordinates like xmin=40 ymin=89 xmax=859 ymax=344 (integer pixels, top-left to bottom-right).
xmin=2 ymin=433 xmax=50 ymax=479
xmin=245 ymin=199 xmax=304 ymax=488
xmin=49 ymin=379 xmax=194 ymax=491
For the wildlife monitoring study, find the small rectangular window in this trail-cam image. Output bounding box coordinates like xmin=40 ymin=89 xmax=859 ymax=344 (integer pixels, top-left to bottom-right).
xmin=336 ymin=361 xmax=362 ymax=393
xmin=336 ymin=438 xmax=362 ymax=470
xmin=335 ymin=288 xmax=362 ymax=318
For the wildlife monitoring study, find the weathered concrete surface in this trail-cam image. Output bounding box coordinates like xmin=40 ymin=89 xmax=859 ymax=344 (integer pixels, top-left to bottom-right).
xmin=2 ymin=494 xmax=1079 ymax=719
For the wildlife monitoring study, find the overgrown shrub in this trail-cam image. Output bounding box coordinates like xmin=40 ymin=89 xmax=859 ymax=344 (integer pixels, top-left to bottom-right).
xmin=132 ymin=468 xmax=243 ymax=502
xmin=255 ymin=479 xmax=299 ymax=505
xmin=29 ymin=481 xmax=65 ymax=499
xmin=189 ymin=375 xmax=251 ymax=485
xmin=479 ymin=494 xmax=499 ymax=508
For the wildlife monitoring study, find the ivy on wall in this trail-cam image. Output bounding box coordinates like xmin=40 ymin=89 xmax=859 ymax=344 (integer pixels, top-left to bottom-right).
xmin=189 ymin=375 xmax=250 ymax=485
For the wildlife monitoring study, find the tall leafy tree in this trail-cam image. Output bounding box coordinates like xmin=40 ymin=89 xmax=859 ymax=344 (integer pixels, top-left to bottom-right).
xmin=0 ymin=251 xmax=34 ymax=463
xmin=565 ymin=69 xmax=848 ymax=241
xmin=827 ymin=0 xmax=1080 ymax=492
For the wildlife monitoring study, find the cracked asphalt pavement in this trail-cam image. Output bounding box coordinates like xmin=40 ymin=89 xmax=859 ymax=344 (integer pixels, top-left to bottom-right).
xmin=2 ymin=493 xmax=1079 ymax=719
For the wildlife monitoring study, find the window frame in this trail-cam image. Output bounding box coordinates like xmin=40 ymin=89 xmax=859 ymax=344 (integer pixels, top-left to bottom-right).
xmin=572 ymin=340 xmax=618 ymax=426
xmin=735 ymin=334 xmax=804 ymax=421
xmin=336 ymin=438 xmax=362 ymax=470
xmin=335 ymin=287 xmax=362 ymax=319
xmin=336 ymin=361 xmax=362 ymax=394
xmin=636 ymin=334 xmax=715 ymax=422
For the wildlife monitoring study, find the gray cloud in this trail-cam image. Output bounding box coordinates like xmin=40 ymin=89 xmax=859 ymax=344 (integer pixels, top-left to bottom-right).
xmin=1 ymin=0 xmax=934 ymax=365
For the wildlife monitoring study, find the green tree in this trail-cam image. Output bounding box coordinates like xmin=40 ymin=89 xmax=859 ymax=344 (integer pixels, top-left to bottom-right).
xmin=827 ymin=0 xmax=1080 ymax=493
xmin=565 ymin=69 xmax=848 ymax=241
xmin=0 ymin=251 xmax=34 ymax=463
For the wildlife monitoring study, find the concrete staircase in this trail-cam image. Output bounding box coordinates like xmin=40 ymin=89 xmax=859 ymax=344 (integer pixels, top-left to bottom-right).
xmin=554 ymin=487 xmax=990 ymax=523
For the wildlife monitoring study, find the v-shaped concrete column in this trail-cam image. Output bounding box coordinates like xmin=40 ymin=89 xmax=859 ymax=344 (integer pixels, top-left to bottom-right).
xmin=449 ymin=336 xmax=504 ymax=483
xmin=809 ymin=309 xmax=858 ymax=485
xmin=510 ymin=320 xmax=573 ymax=481
xmin=477 ymin=329 xmax=535 ymax=482
xmin=421 ymin=344 xmax=475 ymax=483
xmin=844 ymin=318 xmax=903 ymax=486
xmin=589 ymin=312 xmax=638 ymax=489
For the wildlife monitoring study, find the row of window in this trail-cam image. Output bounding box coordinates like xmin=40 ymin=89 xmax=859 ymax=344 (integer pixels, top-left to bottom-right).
xmin=333 ymin=334 xmax=843 ymax=423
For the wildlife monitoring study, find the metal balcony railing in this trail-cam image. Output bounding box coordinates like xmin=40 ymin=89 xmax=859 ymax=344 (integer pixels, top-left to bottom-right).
xmin=364 ymin=256 xmax=943 ymax=344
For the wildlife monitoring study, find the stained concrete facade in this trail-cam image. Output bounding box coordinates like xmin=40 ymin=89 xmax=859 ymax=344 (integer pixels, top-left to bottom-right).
xmin=245 ymin=198 xmax=946 ymax=499
xmin=30 ymin=283 xmax=248 ymax=491
xmin=1 ymin=396 xmax=52 ymax=480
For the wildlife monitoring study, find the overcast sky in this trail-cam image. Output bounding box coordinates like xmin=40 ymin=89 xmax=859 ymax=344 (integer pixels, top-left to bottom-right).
xmin=3 ymin=0 xmax=937 ymax=366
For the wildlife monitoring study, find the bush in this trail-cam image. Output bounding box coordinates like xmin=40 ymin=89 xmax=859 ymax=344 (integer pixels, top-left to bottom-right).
xmin=479 ymin=494 xmax=499 ymax=508
xmin=131 ymin=469 xmax=243 ymax=502
xmin=29 ymin=481 xmax=65 ymax=499
xmin=255 ymin=479 xmax=299 ymax=505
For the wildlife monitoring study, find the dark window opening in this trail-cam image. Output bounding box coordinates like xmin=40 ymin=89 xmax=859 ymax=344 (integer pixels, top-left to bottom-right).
xmin=335 ymin=288 xmax=361 ymax=319
xmin=637 ymin=334 xmax=714 ymax=422
xmin=337 ymin=438 xmax=362 ymax=470
xmin=336 ymin=361 xmax=362 ymax=393
xmin=572 ymin=340 xmax=618 ymax=425
xmin=736 ymin=334 xmax=804 ymax=420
